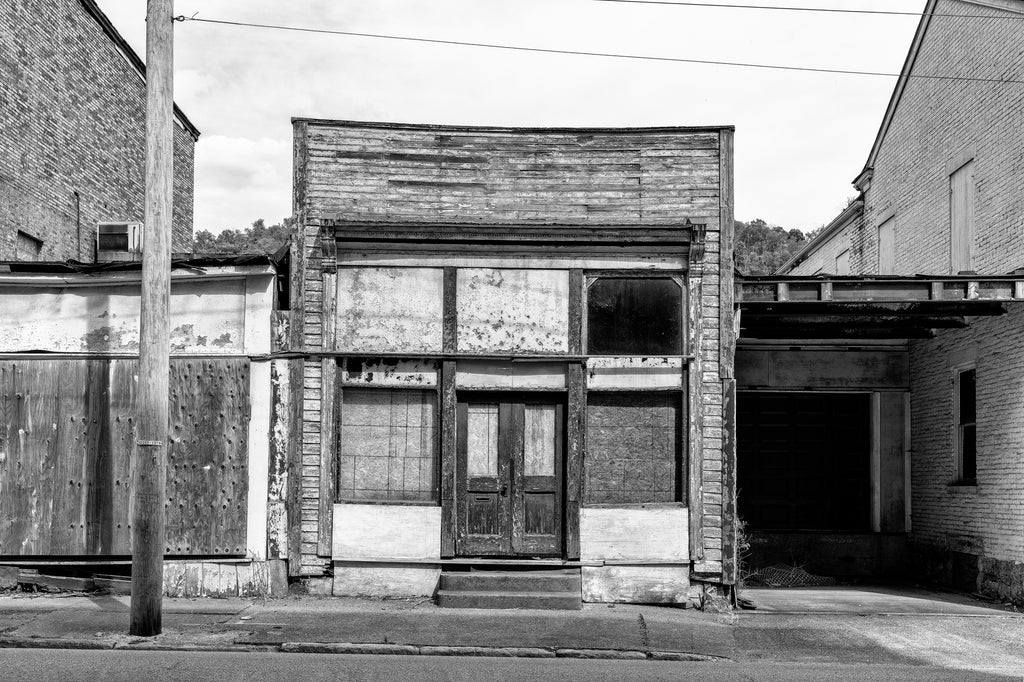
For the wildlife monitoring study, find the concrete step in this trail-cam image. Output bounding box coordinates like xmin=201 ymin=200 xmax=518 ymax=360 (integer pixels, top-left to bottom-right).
xmin=436 ymin=590 xmax=582 ymax=610
xmin=440 ymin=571 xmax=582 ymax=593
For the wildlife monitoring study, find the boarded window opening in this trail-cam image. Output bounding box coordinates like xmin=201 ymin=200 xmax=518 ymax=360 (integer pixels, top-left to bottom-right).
xmin=950 ymin=161 xmax=975 ymax=274
xmin=584 ymin=393 xmax=682 ymax=504
xmin=16 ymin=231 xmax=42 ymax=261
xmin=587 ymin=278 xmax=683 ymax=355
xmin=338 ymin=388 xmax=438 ymax=502
xmin=956 ymin=368 xmax=976 ymax=483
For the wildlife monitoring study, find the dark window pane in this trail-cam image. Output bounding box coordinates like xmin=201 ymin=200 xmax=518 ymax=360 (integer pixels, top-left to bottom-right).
xmin=587 ymin=278 xmax=682 ymax=355
xmin=98 ymin=232 xmax=130 ymax=251
xmin=959 ymin=369 xmax=976 ymax=424
xmin=961 ymin=424 xmax=977 ymax=481
xmin=585 ymin=393 xmax=681 ymax=504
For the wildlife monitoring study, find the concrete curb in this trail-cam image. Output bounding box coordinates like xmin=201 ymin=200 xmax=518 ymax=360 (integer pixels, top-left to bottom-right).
xmin=0 ymin=637 xmax=730 ymax=662
xmin=280 ymin=642 xmax=729 ymax=662
xmin=0 ymin=637 xmax=114 ymax=650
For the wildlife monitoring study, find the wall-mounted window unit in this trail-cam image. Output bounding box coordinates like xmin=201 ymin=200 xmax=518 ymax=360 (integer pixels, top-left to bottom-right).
xmin=97 ymin=221 xmax=143 ymax=262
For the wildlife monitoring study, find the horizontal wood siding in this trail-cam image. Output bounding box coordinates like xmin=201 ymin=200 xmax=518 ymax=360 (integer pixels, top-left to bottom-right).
xmin=0 ymin=358 xmax=249 ymax=556
xmin=302 ymin=125 xmax=721 ymax=225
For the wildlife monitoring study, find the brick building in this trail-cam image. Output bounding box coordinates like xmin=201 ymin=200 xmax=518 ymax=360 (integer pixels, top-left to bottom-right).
xmin=276 ymin=120 xmax=738 ymax=606
xmin=1 ymin=0 xmax=198 ymax=261
xmin=771 ymin=0 xmax=1024 ymax=603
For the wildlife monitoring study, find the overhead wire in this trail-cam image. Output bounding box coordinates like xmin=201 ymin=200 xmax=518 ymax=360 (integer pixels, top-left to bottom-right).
xmin=173 ymin=16 xmax=1024 ymax=86
xmin=593 ymin=1 xmax=1024 ymax=21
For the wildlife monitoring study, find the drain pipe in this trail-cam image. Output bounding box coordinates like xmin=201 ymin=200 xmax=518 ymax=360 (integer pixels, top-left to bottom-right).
xmin=73 ymin=190 xmax=82 ymax=261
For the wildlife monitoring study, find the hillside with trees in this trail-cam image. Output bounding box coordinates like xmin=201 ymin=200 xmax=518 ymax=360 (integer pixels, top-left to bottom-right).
xmin=194 ymin=216 xmax=812 ymax=275
xmin=193 ymin=218 xmax=293 ymax=255
xmin=734 ymin=219 xmax=813 ymax=275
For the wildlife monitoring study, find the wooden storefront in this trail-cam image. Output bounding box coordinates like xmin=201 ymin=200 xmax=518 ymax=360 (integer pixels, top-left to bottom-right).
xmin=283 ymin=120 xmax=737 ymax=604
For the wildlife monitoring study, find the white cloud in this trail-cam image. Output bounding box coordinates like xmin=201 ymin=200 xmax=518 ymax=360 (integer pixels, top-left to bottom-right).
xmin=193 ymin=136 xmax=291 ymax=232
xmin=96 ymin=0 xmax=923 ymax=233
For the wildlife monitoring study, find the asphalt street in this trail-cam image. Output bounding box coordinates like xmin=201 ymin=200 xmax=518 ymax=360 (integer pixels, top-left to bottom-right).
xmin=0 ymin=649 xmax=1018 ymax=682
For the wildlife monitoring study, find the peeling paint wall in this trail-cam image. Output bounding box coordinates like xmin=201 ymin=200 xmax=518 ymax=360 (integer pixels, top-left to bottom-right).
xmin=342 ymin=359 xmax=438 ymax=387
xmin=336 ymin=267 xmax=444 ymax=353
xmin=0 ymin=279 xmax=245 ymax=354
xmin=456 ymin=269 xmax=569 ymax=354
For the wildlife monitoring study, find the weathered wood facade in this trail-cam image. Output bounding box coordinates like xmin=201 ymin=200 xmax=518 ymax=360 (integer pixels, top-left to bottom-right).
xmin=284 ymin=120 xmax=736 ymax=603
xmin=0 ymin=261 xmax=277 ymax=566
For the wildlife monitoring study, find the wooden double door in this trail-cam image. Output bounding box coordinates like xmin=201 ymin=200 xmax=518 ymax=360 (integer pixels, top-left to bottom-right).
xmin=456 ymin=394 xmax=564 ymax=557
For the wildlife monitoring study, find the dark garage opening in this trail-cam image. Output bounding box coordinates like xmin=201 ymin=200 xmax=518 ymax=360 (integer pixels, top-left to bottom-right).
xmin=738 ymin=391 xmax=871 ymax=532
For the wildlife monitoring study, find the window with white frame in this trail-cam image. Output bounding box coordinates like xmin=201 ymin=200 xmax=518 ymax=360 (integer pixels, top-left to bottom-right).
xmin=954 ymin=367 xmax=977 ymax=484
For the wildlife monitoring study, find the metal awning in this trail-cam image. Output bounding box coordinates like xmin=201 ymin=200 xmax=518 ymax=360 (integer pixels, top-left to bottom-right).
xmin=740 ymin=275 xmax=1024 ymax=339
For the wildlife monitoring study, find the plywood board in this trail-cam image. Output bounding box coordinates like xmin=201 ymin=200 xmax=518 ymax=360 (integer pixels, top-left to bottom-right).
xmin=582 ymin=566 xmax=690 ymax=604
xmin=456 ymin=269 xmax=569 ymax=353
xmin=586 ymin=357 xmax=684 ymax=390
xmin=0 ymin=279 xmax=246 ymax=354
xmin=0 ymin=358 xmax=250 ymax=556
xmin=333 ymin=563 xmax=440 ymax=597
xmin=332 ymin=503 xmax=441 ymax=561
xmin=579 ymin=506 xmax=689 ymax=562
xmin=456 ymin=361 xmax=566 ymax=389
xmin=336 ymin=267 xmax=444 ymax=353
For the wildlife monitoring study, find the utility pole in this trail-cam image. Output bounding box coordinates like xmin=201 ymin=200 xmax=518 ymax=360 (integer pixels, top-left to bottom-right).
xmin=131 ymin=0 xmax=174 ymax=637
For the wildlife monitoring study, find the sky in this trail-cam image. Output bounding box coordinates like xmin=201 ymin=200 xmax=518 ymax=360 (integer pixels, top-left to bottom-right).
xmin=94 ymin=0 xmax=925 ymax=235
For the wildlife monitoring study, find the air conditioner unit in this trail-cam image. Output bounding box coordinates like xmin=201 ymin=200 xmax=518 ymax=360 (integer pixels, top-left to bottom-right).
xmin=96 ymin=222 xmax=144 ymax=262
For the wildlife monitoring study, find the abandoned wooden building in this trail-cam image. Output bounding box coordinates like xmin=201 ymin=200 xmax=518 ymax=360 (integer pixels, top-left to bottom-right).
xmin=279 ymin=120 xmax=738 ymax=606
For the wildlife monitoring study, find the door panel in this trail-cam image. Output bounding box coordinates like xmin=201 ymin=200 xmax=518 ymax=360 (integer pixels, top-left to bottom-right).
xmin=456 ymin=396 xmax=563 ymax=557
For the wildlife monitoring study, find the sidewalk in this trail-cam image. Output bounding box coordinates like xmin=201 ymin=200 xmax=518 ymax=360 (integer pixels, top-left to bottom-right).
xmin=0 ymin=587 xmax=1021 ymax=672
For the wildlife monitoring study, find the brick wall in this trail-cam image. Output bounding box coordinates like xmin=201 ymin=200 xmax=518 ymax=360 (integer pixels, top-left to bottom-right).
xmin=0 ymin=0 xmax=196 ymax=261
xmin=909 ymin=305 xmax=1024 ymax=601
xmin=292 ymin=120 xmax=733 ymax=579
xmin=788 ymin=212 xmax=863 ymax=276
xmin=855 ymin=0 xmax=1024 ymax=276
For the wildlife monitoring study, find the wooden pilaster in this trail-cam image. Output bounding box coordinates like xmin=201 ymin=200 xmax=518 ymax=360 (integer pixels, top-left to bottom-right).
xmin=440 ymin=360 xmax=458 ymax=558
xmin=565 ymin=361 xmax=585 ymax=561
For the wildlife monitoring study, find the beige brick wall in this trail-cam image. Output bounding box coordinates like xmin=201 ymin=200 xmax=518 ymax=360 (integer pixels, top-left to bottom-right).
xmin=909 ymin=305 xmax=1024 ymax=568
xmin=0 ymin=0 xmax=196 ymax=261
xmin=788 ymin=213 xmax=862 ymax=276
xmin=856 ymin=0 xmax=1024 ymax=276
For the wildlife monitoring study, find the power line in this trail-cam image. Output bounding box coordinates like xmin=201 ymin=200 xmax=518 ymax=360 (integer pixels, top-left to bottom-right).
xmin=594 ymin=0 xmax=1024 ymax=20
xmin=175 ymin=16 xmax=1024 ymax=86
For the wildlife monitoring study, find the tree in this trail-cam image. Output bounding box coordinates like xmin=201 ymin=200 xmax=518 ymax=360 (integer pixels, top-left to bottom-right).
xmin=734 ymin=219 xmax=810 ymax=275
xmin=193 ymin=217 xmax=294 ymax=255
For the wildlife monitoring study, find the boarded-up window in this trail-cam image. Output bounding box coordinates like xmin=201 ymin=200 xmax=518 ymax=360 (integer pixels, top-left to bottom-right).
xmin=956 ymin=367 xmax=977 ymax=483
xmin=587 ymin=278 xmax=683 ymax=355
xmin=15 ymin=231 xmax=42 ymax=261
xmin=338 ymin=389 xmax=438 ymax=502
xmin=456 ymin=268 xmax=569 ymax=353
xmin=950 ymin=161 xmax=975 ymax=274
xmin=336 ymin=268 xmax=444 ymax=353
xmin=0 ymin=358 xmax=249 ymax=556
xmin=835 ymin=250 xmax=850 ymax=276
xmin=877 ymin=217 xmax=895 ymax=275
xmin=585 ymin=393 xmax=681 ymax=504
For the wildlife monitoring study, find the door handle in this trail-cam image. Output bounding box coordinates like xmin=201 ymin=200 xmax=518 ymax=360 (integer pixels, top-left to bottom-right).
xmin=500 ymin=484 xmax=508 ymax=497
